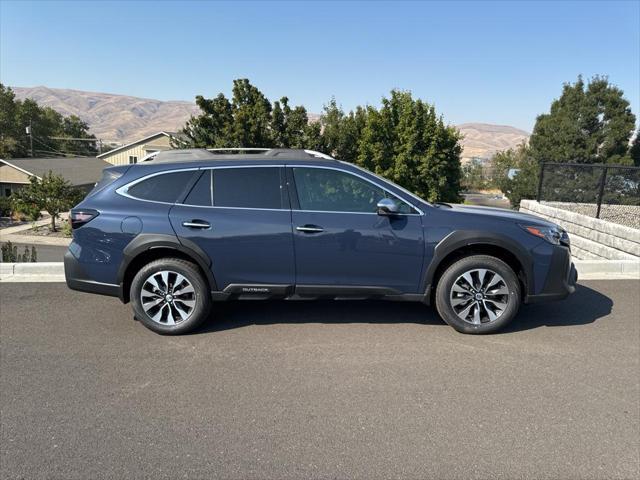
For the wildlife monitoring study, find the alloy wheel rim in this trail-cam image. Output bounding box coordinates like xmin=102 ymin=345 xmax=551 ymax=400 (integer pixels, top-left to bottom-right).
xmin=449 ymin=268 xmax=509 ymax=325
xmin=140 ymin=270 xmax=196 ymax=325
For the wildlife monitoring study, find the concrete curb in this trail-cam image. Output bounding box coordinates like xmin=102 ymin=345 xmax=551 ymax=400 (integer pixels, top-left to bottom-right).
xmin=1 ymin=260 xmax=639 ymax=283
xmin=0 ymin=234 xmax=72 ymax=246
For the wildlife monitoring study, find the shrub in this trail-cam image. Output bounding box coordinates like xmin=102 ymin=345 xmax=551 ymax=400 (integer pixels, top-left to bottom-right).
xmin=1 ymin=241 xmax=38 ymax=262
xmin=0 ymin=196 xmax=12 ymax=217
xmin=9 ymin=171 xmax=84 ymax=231
xmin=61 ymin=219 xmax=72 ymax=238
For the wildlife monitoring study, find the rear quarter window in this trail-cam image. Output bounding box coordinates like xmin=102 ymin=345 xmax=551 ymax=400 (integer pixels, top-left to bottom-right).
xmin=126 ymin=170 xmax=196 ymax=203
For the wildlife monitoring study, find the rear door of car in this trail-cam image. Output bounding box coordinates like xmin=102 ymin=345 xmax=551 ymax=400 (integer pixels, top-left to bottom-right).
xmin=169 ymin=166 xmax=295 ymax=292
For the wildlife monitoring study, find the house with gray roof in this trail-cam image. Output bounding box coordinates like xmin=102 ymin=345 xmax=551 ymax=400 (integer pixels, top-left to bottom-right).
xmin=0 ymin=156 xmax=111 ymax=197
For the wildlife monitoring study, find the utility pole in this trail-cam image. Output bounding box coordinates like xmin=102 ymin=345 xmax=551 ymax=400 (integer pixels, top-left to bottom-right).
xmin=26 ymin=120 xmax=34 ymax=157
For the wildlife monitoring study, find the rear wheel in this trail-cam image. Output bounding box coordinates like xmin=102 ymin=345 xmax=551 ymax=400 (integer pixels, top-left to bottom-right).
xmin=435 ymin=255 xmax=521 ymax=334
xmin=130 ymin=258 xmax=211 ymax=334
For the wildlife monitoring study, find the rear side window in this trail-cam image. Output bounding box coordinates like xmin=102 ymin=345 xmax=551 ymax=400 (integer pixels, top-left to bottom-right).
xmin=126 ymin=170 xmax=195 ymax=203
xmin=181 ymin=167 xmax=285 ymax=209
xmin=214 ymin=168 xmax=283 ymax=209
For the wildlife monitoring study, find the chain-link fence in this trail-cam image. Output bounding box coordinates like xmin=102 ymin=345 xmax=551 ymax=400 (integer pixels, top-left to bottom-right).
xmin=536 ymin=163 xmax=640 ymax=229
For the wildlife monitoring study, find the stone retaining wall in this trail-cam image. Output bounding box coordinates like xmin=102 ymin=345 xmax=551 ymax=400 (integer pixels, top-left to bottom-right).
xmin=519 ymin=200 xmax=640 ymax=261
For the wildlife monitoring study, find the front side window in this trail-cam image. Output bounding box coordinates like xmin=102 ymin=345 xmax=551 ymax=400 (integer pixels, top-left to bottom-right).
xmin=182 ymin=167 xmax=284 ymax=209
xmin=292 ymin=167 xmax=414 ymax=213
xmin=126 ymin=170 xmax=195 ymax=203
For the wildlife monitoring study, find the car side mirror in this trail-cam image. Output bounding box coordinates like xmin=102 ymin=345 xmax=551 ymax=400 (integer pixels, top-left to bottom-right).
xmin=377 ymin=198 xmax=400 ymax=216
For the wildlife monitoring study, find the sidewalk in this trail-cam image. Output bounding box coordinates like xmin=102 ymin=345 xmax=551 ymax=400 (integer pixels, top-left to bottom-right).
xmin=0 ymin=217 xmax=72 ymax=247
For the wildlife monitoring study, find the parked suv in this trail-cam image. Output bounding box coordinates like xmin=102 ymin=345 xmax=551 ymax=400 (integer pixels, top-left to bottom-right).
xmin=65 ymin=148 xmax=577 ymax=334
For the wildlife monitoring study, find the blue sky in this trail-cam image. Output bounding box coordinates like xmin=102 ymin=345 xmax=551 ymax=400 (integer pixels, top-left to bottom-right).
xmin=1 ymin=0 xmax=638 ymax=132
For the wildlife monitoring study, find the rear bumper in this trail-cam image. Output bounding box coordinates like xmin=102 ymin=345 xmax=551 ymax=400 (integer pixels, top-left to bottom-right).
xmin=525 ymin=247 xmax=577 ymax=304
xmin=64 ymin=250 xmax=120 ymax=298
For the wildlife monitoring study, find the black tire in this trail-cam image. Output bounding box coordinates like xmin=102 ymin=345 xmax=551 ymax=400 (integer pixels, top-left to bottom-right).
xmin=130 ymin=258 xmax=211 ymax=335
xmin=435 ymin=255 xmax=521 ymax=334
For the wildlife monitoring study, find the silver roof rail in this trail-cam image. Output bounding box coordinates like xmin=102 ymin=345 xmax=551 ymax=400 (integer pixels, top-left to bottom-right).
xmin=207 ymin=147 xmax=271 ymax=153
xmin=304 ymin=149 xmax=334 ymax=160
xmin=143 ymin=148 xmax=335 ymax=163
xmin=146 ymin=149 xmax=219 ymax=163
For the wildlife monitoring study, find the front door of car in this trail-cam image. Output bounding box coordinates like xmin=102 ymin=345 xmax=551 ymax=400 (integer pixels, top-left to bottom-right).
xmin=169 ymin=166 xmax=295 ymax=290
xmin=288 ymin=166 xmax=425 ymax=294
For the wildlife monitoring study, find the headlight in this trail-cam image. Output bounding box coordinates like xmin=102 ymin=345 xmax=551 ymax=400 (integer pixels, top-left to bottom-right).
xmin=520 ymin=224 xmax=567 ymax=246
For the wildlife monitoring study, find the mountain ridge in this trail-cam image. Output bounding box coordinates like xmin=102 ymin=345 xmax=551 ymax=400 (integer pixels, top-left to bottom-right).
xmin=12 ymin=86 xmax=529 ymax=158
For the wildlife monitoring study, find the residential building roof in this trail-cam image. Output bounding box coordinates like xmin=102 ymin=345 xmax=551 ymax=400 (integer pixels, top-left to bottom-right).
xmin=97 ymin=131 xmax=178 ymax=159
xmin=0 ymin=157 xmax=111 ymax=185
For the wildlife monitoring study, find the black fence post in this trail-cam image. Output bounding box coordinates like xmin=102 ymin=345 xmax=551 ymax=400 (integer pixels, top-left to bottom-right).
xmin=536 ymin=162 xmax=545 ymax=203
xmin=595 ymin=166 xmax=608 ymax=219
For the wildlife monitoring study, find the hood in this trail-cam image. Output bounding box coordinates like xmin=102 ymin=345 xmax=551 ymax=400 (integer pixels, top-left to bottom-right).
xmin=442 ymin=203 xmax=559 ymax=228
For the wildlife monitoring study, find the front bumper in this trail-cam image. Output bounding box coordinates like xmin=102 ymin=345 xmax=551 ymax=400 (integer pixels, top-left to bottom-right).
xmin=525 ymin=246 xmax=577 ymax=304
xmin=64 ymin=250 xmax=120 ymax=298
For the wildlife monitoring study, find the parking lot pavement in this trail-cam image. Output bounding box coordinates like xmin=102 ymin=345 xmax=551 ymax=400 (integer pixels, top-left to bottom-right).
xmin=1 ymin=281 xmax=638 ymax=479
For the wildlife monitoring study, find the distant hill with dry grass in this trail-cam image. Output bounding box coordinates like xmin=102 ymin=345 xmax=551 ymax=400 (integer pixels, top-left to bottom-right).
xmin=13 ymin=86 xmax=529 ymax=157
xmin=456 ymin=123 xmax=529 ymax=160
xmin=12 ymin=86 xmax=200 ymax=144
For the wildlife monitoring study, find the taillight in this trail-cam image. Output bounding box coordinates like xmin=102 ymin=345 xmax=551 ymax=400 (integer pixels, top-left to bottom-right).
xmin=70 ymin=209 xmax=99 ymax=229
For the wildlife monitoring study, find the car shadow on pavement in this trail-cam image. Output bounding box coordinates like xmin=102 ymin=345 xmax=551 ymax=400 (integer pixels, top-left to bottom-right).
xmin=194 ymin=283 xmax=612 ymax=334
xmin=197 ymin=299 xmax=442 ymax=334
xmin=501 ymin=283 xmax=612 ymax=333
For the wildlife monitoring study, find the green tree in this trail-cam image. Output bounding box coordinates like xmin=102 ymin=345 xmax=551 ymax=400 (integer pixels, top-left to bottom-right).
xmin=461 ymin=162 xmax=488 ymax=191
xmin=492 ymin=144 xmax=539 ymax=208
xmin=0 ymin=84 xmax=20 ymax=158
xmin=58 ymin=115 xmax=98 ymax=156
xmin=350 ymin=90 xmax=462 ymax=202
xmin=11 ymin=172 xmax=83 ymax=231
xmin=530 ymin=76 xmax=636 ymax=165
xmin=181 ymin=80 xmax=463 ymax=202
xmin=229 ymin=79 xmax=273 ymax=147
xmin=629 ymin=130 xmax=640 ymax=167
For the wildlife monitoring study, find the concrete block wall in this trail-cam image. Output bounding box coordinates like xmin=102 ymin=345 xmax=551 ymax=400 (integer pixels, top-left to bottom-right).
xmin=519 ymin=200 xmax=640 ymax=261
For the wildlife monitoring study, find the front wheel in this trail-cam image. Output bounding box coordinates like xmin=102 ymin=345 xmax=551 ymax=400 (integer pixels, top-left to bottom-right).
xmin=435 ymin=255 xmax=521 ymax=334
xmin=130 ymin=258 xmax=211 ymax=335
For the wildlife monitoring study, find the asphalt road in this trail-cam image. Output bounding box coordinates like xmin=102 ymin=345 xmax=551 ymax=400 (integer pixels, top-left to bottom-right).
xmin=1 ymin=280 xmax=638 ymax=479
xmin=461 ymin=193 xmax=511 ymax=209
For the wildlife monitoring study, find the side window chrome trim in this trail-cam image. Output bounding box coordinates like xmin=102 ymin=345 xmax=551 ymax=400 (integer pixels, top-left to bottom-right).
xmin=115 ymin=164 xmax=425 ymax=215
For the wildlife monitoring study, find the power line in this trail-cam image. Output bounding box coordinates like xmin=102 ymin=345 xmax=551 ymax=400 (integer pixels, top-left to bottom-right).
xmin=31 ymin=136 xmax=93 ymax=156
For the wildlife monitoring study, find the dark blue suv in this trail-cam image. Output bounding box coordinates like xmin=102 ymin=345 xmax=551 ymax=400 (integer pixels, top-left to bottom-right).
xmin=65 ymin=148 xmax=577 ymax=334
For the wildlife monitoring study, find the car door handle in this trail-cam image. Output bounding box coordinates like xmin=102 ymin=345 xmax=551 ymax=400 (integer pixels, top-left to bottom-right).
xmin=182 ymin=220 xmax=211 ymax=229
xmin=296 ymin=225 xmax=324 ymax=233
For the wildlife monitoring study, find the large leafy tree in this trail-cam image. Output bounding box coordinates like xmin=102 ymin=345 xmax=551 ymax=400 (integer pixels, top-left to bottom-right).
xmin=349 ymin=90 xmax=462 ymax=202
xmin=10 ymin=172 xmax=83 ymax=231
xmin=181 ymin=79 xmax=463 ymax=202
xmin=629 ymin=130 xmax=640 ymax=167
xmin=530 ymin=76 xmax=636 ymax=165
xmin=0 ymin=83 xmax=97 ymax=158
